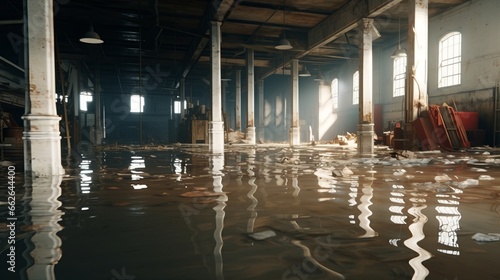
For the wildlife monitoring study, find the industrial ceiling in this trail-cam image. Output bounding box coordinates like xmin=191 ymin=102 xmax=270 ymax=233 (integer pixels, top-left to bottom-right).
xmin=1 ymin=0 xmax=469 ymax=100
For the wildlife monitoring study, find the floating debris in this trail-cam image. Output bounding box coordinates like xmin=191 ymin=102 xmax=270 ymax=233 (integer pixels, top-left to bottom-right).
xmin=248 ymin=230 xmax=276 ymax=240
xmin=178 ymin=191 xmax=228 ymax=198
xmin=478 ymin=175 xmax=494 ymax=180
xmin=472 ymin=233 xmax=500 ymax=242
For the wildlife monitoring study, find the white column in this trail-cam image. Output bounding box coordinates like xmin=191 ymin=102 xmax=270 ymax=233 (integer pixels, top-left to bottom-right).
xmin=257 ymin=79 xmax=264 ymax=141
xmin=357 ymin=18 xmax=379 ymax=157
xmin=94 ymin=64 xmax=103 ymax=145
xmin=290 ymin=59 xmax=300 ymax=146
xmin=209 ymin=21 xmax=224 ymax=154
xmin=22 ymin=0 xmax=64 ymax=177
xmin=235 ymin=70 xmax=241 ymax=131
xmin=406 ymin=0 xmax=428 ymax=140
xmin=180 ymin=77 xmax=186 ymax=121
xmin=246 ymin=49 xmax=256 ymax=144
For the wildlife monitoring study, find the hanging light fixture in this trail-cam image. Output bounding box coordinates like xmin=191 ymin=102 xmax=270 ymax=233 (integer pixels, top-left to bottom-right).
xmin=299 ymin=65 xmax=311 ymax=77
xmin=314 ymin=70 xmax=324 ymax=82
xmin=391 ymin=18 xmax=406 ymax=58
xmin=275 ymin=1 xmax=293 ymax=50
xmin=80 ymin=22 xmax=104 ymax=44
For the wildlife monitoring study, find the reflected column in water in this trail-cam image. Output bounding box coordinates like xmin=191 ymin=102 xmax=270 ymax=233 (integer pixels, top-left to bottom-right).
xmin=404 ymin=193 xmax=432 ymax=280
xmin=357 ymin=176 xmax=377 ymax=238
xmin=211 ymin=155 xmax=226 ymax=280
xmin=26 ymin=176 xmax=64 ymax=279
xmin=246 ymin=149 xmax=258 ymax=233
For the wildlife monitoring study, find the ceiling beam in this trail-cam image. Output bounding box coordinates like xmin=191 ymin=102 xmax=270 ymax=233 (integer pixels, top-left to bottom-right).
xmin=260 ymin=0 xmax=402 ymax=79
xmin=198 ymin=56 xmax=270 ymax=67
xmin=179 ymin=0 xmax=236 ymax=79
xmin=305 ymin=0 xmax=402 ymax=55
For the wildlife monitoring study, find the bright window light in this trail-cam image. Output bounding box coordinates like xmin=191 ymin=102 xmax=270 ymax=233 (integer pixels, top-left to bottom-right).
xmin=393 ymin=56 xmax=407 ymax=97
xmin=438 ymin=32 xmax=461 ymax=88
xmin=331 ymin=78 xmax=339 ymax=109
xmin=130 ymin=94 xmax=144 ymax=113
xmin=80 ymin=91 xmax=92 ymax=111
xmin=352 ymin=71 xmax=359 ymax=105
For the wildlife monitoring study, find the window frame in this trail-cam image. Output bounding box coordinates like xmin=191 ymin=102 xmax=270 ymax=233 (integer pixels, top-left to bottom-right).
xmin=438 ymin=31 xmax=462 ymax=88
xmin=393 ymin=56 xmax=407 ymax=97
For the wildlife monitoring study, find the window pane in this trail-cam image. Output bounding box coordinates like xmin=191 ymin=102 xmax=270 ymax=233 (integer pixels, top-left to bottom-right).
xmin=438 ymin=32 xmax=461 ymax=88
xmin=130 ymin=95 xmax=144 ymax=113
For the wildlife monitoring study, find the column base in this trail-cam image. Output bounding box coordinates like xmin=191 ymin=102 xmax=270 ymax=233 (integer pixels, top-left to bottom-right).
xmin=357 ymin=123 xmax=375 ymax=157
xmin=246 ymin=126 xmax=256 ymax=145
xmin=22 ymin=115 xmax=64 ymax=177
xmin=290 ymin=126 xmax=300 ymax=146
xmin=209 ymin=121 xmax=224 ymax=154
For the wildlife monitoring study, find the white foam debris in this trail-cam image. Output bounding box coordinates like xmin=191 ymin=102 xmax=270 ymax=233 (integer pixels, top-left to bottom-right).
xmin=248 ymin=230 xmax=276 ymax=240
xmin=478 ymin=175 xmax=494 ymax=180
xmin=472 ymin=233 xmax=500 ymax=242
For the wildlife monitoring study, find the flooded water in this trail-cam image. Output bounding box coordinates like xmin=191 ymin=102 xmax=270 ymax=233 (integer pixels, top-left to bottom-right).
xmin=1 ymin=144 xmax=500 ymax=280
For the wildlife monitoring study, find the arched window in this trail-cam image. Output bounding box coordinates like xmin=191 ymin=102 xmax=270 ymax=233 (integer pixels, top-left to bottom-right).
xmin=393 ymin=56 xmax=407 ymax=97
xmin=438 ymin=32 xmax=461 ymax=88
xmin=352 ymin=71 xmax=359 ymax=105
xmin=331 ymin=78 xmax=339 ymax=109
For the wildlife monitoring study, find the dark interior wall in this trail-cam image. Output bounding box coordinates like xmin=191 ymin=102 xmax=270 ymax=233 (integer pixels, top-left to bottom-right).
xmin=257 ymin=74 xmax=320 ymax=143
xmin=102 ymin=92 xmax=173 ymax=144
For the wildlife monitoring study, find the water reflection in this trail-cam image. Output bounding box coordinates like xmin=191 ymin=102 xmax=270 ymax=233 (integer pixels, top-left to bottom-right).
xmin=357 ymin=172 xmax=377 ymax=238
xmin=404 ymin=193 xmax=432 ymax=280
xmin=79 ymin=158 xmax=92 ymax=194
xmin=435 ymin=192 xmax=462 ymax=256
xmin=211 ymin=155 xmax=226 ymax=280
xmin=246 ymin=150 xmax=258 ymax=233
xmin=26 ymin=176 xmax=64 ymax=279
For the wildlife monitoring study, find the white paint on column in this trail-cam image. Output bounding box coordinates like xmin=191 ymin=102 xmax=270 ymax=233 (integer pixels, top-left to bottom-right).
xmin=23 ymin=0 xmax=64 ymax=177
xmin=246 ymin=49 xmax=256 ymax=144
xmin=290 ymin=59 xmax=300 ymax=146
xmin=209 ymin=21 xmax=224 ymax=154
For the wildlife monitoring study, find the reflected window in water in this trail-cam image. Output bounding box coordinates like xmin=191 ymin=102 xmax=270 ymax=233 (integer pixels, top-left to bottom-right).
xmin=79 ymin=159 xmax=93 ymax=194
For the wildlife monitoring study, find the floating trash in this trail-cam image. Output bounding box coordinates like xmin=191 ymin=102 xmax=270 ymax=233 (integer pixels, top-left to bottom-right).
xmin=248 ymin=230 xmax=276 ymax=240
xmin=472 ymin=233 xmax=500 ymax=242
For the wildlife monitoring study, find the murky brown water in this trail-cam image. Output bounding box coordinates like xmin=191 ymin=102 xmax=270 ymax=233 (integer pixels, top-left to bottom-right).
xmin=2 ymin=145 xmax=500 ymax=280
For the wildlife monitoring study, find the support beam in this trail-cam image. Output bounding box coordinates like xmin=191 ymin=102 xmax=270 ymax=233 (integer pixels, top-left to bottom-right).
xmin=406 ymin=0 xmax=428 ymax=122
xmin=209 ymin=21 xmax=224 ymax=154
xmin=246 ymin=49 xmax=256 ymax=144
xmin=306 ymin=0 xmax=401 ymax=53
xmin=357 ymin=18 xmax=379 ymax=157
xmin=180 ymin=77 xmax=186 ymax=120
xmin=22 ymin=0 xmax=64 ymax=177
xmin=235 ymin=70 xmax=241 ymax=131
xmin=93 ymin=64 xmax=103 ymax=145
xmin=405 ymin=0 xmax=429 ymax=147
xmin=257 ymin=79 xmax=264 ymax=141
xmin=290 ymin=59 xmax=300 ymax=146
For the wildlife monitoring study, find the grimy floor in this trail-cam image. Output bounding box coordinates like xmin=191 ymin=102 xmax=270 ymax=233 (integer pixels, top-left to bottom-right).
xmin=1 ymin=144 xmax=500 ymax=280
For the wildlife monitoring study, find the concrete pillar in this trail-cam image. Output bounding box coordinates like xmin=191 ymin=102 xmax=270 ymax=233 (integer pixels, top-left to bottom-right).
xmin=257 ymin=79 xmax=264 ymax=141
xmin=235 ymin=70 xmax=241 ymax=131
xmin=246 ymin=49 xmax=256 ymax=144
xmin=290 ymin=59 xmax=300 ymax=146
xmin=209 ymin=21 xmax=224 ymax=154
xmin=93 ymin=64 xmax=103 ymax=145
xmin=180 ymin=77 xmax=186 ymax=121
xmin=22 ymin=0 xmax=64 ymax=177
xmin=357 ymin=18 xmax=379 ymax=157
xmin=406 ymin=0 xmax=428 ymax=143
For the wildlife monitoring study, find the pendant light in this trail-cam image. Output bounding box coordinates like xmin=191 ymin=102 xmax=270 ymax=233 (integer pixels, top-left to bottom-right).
xmin=391 ymin=18 xmax=406 ymax=58
xmin=275 ymin=1 xmax=293 ymax=50
xmin=80 ymin=22 xmax=104 ymax=44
